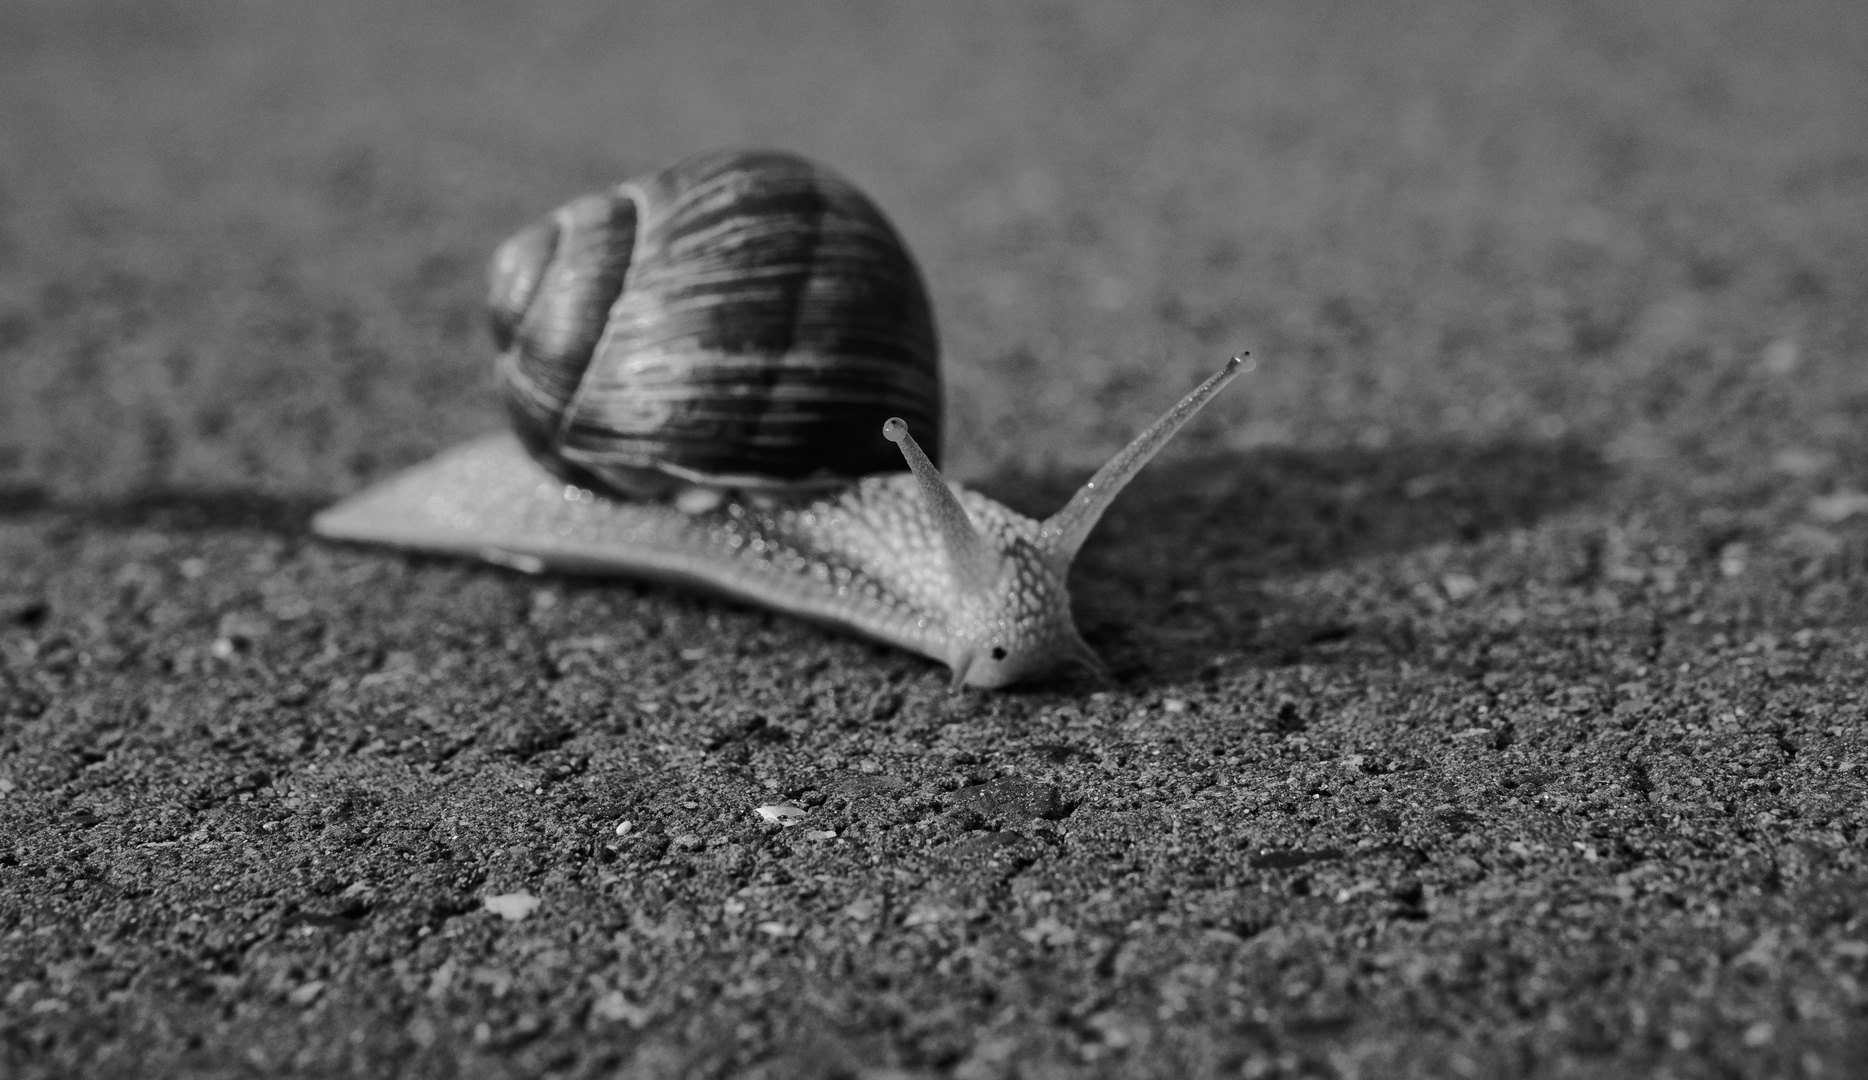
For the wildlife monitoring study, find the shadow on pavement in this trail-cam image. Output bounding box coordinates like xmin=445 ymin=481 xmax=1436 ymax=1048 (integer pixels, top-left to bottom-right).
xmin=0 ymin=486 xmax=325 ymax=537
xmin=975 ymin=435 xmax=1611 ymax=684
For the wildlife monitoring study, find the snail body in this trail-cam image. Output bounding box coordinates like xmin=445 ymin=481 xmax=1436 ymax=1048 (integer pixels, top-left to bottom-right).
xmin=313 ymin=150 xmax=1246 ymax=689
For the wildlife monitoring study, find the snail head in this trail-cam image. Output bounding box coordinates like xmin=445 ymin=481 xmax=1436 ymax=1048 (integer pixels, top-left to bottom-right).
xmin=885 ymin=353 xmax=1251 ymax=689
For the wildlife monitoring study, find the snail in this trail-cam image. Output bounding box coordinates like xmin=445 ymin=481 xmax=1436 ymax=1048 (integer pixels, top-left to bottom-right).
xmin=312 ymin=149 xmax=1247 ymax=689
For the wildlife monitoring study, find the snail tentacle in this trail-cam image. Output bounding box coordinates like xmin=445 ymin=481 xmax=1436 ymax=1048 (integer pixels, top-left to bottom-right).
xmin=882 ymin=417 xmax=1000 ymax=595
xmin=1036 ymin=353 xmax=1252 ymax=567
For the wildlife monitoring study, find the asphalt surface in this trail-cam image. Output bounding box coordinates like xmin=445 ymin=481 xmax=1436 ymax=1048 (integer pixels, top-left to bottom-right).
xmin=4 ymin=2 xmax=1868 ymax=1077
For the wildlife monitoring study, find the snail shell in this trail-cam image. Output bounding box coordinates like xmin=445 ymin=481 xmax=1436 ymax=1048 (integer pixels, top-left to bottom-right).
xmin=487 ymin=149 xmax=942 ymax=498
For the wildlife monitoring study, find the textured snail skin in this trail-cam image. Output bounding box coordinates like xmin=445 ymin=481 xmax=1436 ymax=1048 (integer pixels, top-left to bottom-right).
xmin=312 ymin=435 xmax=1073 ymax=688
xmin=313 ymin=356 xmax=1247 ymax=689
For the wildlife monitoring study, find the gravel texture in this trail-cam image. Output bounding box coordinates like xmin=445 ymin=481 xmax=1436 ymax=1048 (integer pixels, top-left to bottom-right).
xmin=4 ymin=2 xmax=1868 ymax=1077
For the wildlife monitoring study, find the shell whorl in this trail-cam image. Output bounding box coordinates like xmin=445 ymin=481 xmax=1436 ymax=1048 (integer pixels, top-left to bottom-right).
xmin=488 ymin=149 xmax=942 ymax=498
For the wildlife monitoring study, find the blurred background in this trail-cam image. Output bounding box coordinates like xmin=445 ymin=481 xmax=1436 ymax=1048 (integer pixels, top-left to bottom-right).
xmin=1 ymin=0 xmax=1864 ymax=505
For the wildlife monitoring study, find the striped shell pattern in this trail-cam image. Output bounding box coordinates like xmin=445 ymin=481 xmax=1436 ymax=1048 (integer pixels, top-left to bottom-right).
xmin=487 ymin=149 xmax=942 ymax=499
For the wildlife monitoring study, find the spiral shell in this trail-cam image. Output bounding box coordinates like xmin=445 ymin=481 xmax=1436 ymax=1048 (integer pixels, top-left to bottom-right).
xmin=487 ymin=149 xmax=942 ymax=498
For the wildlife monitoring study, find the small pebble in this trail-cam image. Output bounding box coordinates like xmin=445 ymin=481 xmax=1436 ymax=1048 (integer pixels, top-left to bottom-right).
xmin=1773 ymin=448 xmax=1832 ymax=477
xmin=1760 ymin=339 xmax=1800 ymax=376
xmin=613 ymin=820 xmax=633 ymax=837
xmin=483 ymin=892 xmax=540 ymax=922
xmin=591 ymin=990 xmax=649 ymax=1027
xmin=1809 ymin=491 xmax=1868 ymax=524
xmin=754 ymin=804 xmax=807 ymax=826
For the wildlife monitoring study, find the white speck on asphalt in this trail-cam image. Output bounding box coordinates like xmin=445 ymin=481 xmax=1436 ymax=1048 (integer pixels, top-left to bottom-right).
xmin=754 ymin=804 xmax=807 ymax=826
xmin=483 ymin=893 xmax=540 ymax=922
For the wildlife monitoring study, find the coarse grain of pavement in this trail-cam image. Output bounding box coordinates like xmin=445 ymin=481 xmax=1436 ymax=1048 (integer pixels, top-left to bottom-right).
xmin=3 ymin=2 xmax=1867 ymax=1077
